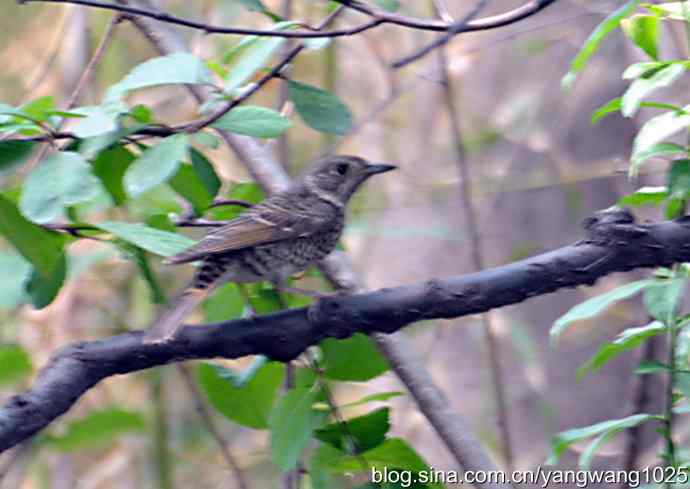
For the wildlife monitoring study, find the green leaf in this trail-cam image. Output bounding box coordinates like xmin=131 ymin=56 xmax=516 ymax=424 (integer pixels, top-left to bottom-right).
xmin=206 ymin=181 xmax=263 ymax=221
xmin=203 ymin=283 xmax=245 ymax=322
xmin=632 ymin=107 xmax=690 ymax=172
xmin=169 ymin=164 xmax=214 ymax=214
xmin=170 ymin=148 xmax=221 ymax=215
xmin=192 ymin=131 xmax=220 ymax=149
xmin=224 ymin=37 xmax=285 ymax=93
xmin=342 ymin=391 xmax=405 ymax=408
xmin=315 ymin=407 xmax=390 ymax=452
xmin=644 ymin=2 xmax=690 ymax=20
xmin=288 ymin=80 xmax=353 ymax=135
xmin=0 ymin=194 xmax=65 ymax=278
xmin=234 ymin=0 xmax=280 ymax=19
xmin=309 ymin=443 xmax=344 ymax=489
xmin=124 ymin=134 xmax=189 ymax=197
xmin=591 ymin=97 xmax=622 ymax=124
xmin=644 ymin=278 xmax=686 ymax=321
xmin=0 ymin=140 xmax=34 ymax=172
xmin=19 ymin=96 xmax=56 ymax=122
xmin=635 ymin=359 xmax=670 ymax=374
xmin=562 ymin=0 xmax=640 ymax=89
xmin=547 ymin=414 xmax=658 ymax=465
xmin=212 ymin=106 xmax=291 ymax=138
xmin=621 ymin=14 xmax=660 ymax=60
xmin=145 ymin=213 xmax=177 ymax=232
xmin=20 ymin=151 xmax=104 ymax=223
xmin=668 ymin=159 xmax=690 ymax=198
xmin=129 ymin=104 xmax=153 ymax=123
xmin=96 ymin=221 xmax=196 ymax=257
xmin=665 ymin=196 xmax=686 ymax=218
xmin=618 ymin=186 xmax=668 ymax=207
xmin=321 ymin=333 xmax=389 ymax=381
xmin=26 ymin=252 xmax=67 ymax=308
xmin=198 ymin=361 xmax=284 ymax=429
xmin=551 ymin=280 xmax=654 ymax=346
xmin=579 ymin=429 xmax=622 ymax=470
xmin=0 ymin=252 xmax=31 ymax=308
xmin=0 ymin=344 xmax=32 ymax=385
xmin=332 ymin=438 xmax=441 ymax=488
xmin=237 ymin=0 xmax=267 ymax=12
xmin=91 ymin=144 xmax=135 ymax=206
xmin=577 ymin=321 xmax=666 ymax=378
xmin=629 ymin=142 xmax=685 ymax=168
xmin=246 ymin=285 xmax=283 ymax=313
xmin=108 ymin=53 xmax=212 ymax=98
xmin=270 ymin=386 xmax=326 ymax=470
xmin=621 ymin=64 xmax=685 ymax=117
xmin=44 ymin=408 xmax=145 ymax=452
xmin=71 ymin=105 xmax=119 ymax=139
xmin=623 ymin=61 xmax=668 ymax=79
xmin=127 ymin=245 xmax=165 ymax=304
xmin=191 ymin=149 xmax=221 ymax=197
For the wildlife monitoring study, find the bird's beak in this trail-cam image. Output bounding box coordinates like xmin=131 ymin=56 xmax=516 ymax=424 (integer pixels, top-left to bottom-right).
xmin=365 ymin=163 xmax=397 ymax=175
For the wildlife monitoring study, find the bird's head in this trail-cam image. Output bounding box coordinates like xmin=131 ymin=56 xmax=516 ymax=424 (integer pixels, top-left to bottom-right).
xmin=301 ymin=155 xmax=396 ymax=206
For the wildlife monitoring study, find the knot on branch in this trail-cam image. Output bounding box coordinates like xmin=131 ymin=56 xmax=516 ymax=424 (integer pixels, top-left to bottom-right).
xmin=307 ymin=295 xmax=363 ymax=339
xmin=581 ymin=207 xmax=648 ymax=247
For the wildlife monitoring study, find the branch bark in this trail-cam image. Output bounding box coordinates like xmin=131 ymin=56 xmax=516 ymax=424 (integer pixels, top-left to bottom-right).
xmin=1 ymin=208 xmax=688 ymax=454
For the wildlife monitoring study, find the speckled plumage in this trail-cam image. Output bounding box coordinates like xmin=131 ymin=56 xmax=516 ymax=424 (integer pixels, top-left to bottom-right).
xmin=144 ymin=155 xmax=395 ymax=343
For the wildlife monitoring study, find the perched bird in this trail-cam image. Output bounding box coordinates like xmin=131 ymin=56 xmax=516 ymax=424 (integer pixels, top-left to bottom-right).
xmin=144 ymin=155 xmax=396 ymax=343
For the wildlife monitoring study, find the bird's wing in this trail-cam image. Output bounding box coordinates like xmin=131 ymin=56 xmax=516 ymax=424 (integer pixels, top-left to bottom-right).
xmin=166 ymin=198 xmax=337 ymax=264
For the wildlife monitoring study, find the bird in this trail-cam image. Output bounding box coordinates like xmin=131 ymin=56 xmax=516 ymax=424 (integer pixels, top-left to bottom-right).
xmin=144 ymin=155 xmax=396 ymax=343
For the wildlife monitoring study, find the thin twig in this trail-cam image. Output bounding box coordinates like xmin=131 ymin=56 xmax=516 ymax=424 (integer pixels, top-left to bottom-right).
xmin=177 ymin=365 xmax=248 ymax=489
xmin=22 ymin=12 xmax=69 ymax=98
xmin=276 ymin=0 xmax=293 ymax=171
xmin=435 ymin=32 xmax=514 ymax=470
xmin=65 ymin=13 xmax=122 ymax=109
xmin=392 ymin=0 xmax=490 ymax=69
xmin=27 ymin=14 xmax=120 ymax=167
xmin=19 ymin=0 xmax=561 ymax=38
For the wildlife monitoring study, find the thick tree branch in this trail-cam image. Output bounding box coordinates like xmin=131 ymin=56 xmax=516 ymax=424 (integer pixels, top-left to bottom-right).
xmin=19 ymin=0 xmax=560 ymax=38
xmin=1 ymin=208 xmax=689 ymax=453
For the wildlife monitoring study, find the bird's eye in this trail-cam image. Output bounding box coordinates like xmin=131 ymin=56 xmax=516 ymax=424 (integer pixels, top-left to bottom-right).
xmin=335 ymin=163 xmax=349 ymax=175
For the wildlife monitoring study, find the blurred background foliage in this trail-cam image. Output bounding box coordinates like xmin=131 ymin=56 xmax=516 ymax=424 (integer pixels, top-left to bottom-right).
xmin=0 ymin=0 xmax=684 ymax=487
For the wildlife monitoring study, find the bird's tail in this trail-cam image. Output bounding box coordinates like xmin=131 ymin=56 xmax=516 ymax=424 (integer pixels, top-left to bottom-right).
xmin=143 ymin=285 xmax=209 ymax=344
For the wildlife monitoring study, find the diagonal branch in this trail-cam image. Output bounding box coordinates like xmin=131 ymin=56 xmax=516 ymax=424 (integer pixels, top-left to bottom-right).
xmin=1 ymin=208 xmax=688 ymax=456
xmin=392 ymin=0 xmax=489 ymax=69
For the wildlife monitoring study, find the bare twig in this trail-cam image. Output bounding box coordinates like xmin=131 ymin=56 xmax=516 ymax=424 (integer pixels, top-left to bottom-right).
xmin=177 ymin=365 xmax=248 ymax=489
xmin=393 ymin=0 xmax=490 ymax=69
xmin=435 ymin=34 xmax=513 ymax=469
xmin=65 ymin=13 xmax=122 ymax=109
xmin=26 ymin=14 xmax=120 ymax=167
xmin=22 ymin=11 xmax=69 ymax=98
xmin=276 ymin=0 xmax=294 ymax=170
xmin=19 ymin=0 xmax=561 ymax=38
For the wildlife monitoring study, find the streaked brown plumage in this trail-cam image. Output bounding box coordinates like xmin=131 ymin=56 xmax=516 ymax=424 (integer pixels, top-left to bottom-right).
xmin=144 ymin=155 xmax=396 ymax=343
